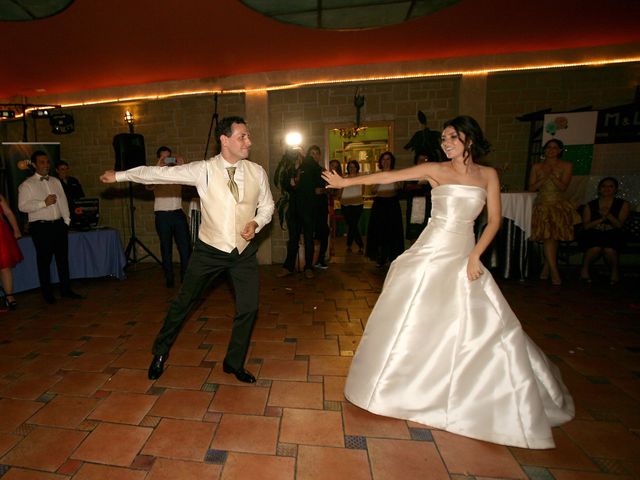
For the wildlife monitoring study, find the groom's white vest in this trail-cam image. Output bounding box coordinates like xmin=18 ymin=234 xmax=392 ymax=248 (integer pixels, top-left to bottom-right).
xmin=198 ymin=155 xmax=260 ymax=254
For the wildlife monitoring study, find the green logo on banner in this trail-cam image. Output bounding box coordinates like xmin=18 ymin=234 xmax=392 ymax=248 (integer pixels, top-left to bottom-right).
xmin=563 ymin=144 xmax=593 ymax=176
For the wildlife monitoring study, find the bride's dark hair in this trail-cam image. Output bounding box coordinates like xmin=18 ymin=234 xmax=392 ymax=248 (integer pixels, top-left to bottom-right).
xmin=443 ymin=116 xmax=491 ymax=163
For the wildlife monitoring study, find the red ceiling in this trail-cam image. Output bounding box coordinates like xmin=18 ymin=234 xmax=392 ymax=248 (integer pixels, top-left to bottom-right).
xmin=1 ymin=0 xmax=639 ymax=99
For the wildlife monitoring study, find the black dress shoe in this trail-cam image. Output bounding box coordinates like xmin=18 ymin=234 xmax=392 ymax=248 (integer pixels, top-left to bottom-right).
xmin=61 ymin=290 xmax=83 ymax=299
xmin=222 ymin=361 xmax=256 ymax=383
xmin=148 ymin=354 xmax=168 ymax=380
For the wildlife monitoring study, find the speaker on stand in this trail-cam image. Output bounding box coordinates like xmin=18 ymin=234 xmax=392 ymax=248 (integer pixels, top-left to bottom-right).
xmin=113 ymin=133 xmax=161 ymax=266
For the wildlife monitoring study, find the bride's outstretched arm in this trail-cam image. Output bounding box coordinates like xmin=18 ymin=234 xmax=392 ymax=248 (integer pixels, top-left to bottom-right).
xmin=322 ymin=162 xmax=433 ymax=189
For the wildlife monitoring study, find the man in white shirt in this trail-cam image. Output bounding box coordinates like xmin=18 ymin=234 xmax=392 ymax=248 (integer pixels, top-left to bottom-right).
xmin=100 ymin=117 xmax=275 ymax=383
xmin=18 ymin=150 xmax=82 ymax=304
xmin=147 ymin=146 xmax=191 ymax=288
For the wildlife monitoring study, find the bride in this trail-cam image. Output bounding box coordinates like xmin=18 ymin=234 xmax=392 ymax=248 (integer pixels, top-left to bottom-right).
xmin=322 ymin=116 xmax=574 ymax=449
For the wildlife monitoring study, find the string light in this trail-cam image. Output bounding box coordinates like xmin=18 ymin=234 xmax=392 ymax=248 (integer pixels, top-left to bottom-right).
xmin=56 ymin=56 xmax=640 ymax=108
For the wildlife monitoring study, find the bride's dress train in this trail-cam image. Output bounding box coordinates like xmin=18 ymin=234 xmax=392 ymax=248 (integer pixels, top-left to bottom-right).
xmin=345 ymin=184 xmax=574 ymax=449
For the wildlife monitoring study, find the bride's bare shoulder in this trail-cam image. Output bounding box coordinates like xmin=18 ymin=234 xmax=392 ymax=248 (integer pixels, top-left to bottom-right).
xmin=478 ymin=164 xmax=498 ymax=177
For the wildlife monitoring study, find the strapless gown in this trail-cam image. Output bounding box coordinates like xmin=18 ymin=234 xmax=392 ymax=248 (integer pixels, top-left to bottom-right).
xmin=345 ymin=184 xmax=574 ymax=449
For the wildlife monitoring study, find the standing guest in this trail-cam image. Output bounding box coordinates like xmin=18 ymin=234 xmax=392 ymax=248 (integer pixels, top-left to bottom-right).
xmin=327 ymin=159 xmax=344 ymax=257
xmin=55 ymin=160 xmax=85 ymax=212
xmin=528 ymin=139 xmax=580 ymax=286
xmin=366 ymin=151 xmax=404 ymax=267
xmin=147 ymin=146 xmax=192 ymax=288
xmin=100 ymin=117 xmax=274 ymax=382
xmin=328 ymin=160 xmax=343 ymax=176
xmin=288 ymin=147 xmax=325 ymax=278
xmin=405 ymin=150 xmax=432 ymax=241
xmin=308 ymin=145 xmax=330 ymax=270
xmin=19 ymin=150 xmax=83 ymax=304
xmin=340 ymin=160 xmax=364 ymax=254
xmin=277 ymin=147 xmax=305 ymax=277
xmin=322 ymin=115 xmax=574 ymax=449
xmin=0 ymin=194 xmax=23 ymax=309
xmin=579 ymin=177 xmax=630 ymax=285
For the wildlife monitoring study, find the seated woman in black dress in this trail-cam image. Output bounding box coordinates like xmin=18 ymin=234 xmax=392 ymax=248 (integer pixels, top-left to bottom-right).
xmin=579 ymin=177 xmax=630 ymax=285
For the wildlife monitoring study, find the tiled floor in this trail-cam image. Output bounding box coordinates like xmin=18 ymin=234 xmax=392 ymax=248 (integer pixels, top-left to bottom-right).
xmin=1 ymin=239 xmax=639 ymax=479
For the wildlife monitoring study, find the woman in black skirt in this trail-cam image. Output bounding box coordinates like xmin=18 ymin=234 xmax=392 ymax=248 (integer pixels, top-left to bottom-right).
xmin=366 ymin=151 xmax=404 ymax=267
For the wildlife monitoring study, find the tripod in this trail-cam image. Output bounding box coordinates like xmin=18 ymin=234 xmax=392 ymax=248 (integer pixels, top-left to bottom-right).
xmin=123 ymin=182 xmax=161 ymax=265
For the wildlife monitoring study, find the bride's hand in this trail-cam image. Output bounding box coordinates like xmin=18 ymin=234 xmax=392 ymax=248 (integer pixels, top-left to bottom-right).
xmin=466 ymin=255 xmax=484 ymax=281
xmin=322 ymin=169 xmax=346 ymax=189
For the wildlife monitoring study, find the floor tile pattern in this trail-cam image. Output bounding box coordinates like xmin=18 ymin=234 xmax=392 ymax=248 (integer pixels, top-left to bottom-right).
xmin=0 ymin=240 xmax=639 ymax=479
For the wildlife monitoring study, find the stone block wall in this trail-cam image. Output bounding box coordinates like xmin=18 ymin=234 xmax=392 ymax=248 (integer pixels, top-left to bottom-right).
xmin=485 ymin=63 xmax=640 ymax=191
xmin=1 ymin=62 xmax=637 ymax=265
xmin=267 ymin=78 xmax=460 ymax=262
xmin=2 ymin=94 xmax=244 ymax=260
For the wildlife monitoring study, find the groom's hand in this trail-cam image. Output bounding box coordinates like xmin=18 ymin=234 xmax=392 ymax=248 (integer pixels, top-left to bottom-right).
xmin=240 ymin=221 xmax=258 ymax=241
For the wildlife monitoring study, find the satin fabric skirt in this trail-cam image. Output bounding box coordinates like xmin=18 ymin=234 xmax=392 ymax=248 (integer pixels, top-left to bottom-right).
xmin=345 ymin=213 xmax=574 ymax=449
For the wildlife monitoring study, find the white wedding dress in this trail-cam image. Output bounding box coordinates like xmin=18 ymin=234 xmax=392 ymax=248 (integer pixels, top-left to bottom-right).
xmin=345 ymin=184 xmax=574 ymax=449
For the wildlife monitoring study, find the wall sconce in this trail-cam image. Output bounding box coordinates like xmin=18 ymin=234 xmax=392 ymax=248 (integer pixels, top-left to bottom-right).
xmin=124 ymin=110 xmax=134 ymax=133
xmin=332 ymin=126 xmax=368 ymax=139
xmin=331 ymin=87 xmax=367 ymax=138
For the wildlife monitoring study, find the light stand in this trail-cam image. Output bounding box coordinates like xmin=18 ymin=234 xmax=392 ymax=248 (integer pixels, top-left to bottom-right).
xmin=203 ymin=93 xmax=219 ymax=159
xmin=123 ymin=182 xmax=161 ymax=265
xmin=121 ymin=111 xmax=161 ymax=266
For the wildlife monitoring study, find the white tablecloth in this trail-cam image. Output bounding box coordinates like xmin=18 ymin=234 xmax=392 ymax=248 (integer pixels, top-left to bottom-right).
xmin=500 ymin=192 xmax=537 ymax=239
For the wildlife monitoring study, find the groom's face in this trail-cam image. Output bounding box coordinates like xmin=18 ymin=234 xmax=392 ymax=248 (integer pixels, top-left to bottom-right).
xmin=222 ymin=122 xmax=252 ymax=162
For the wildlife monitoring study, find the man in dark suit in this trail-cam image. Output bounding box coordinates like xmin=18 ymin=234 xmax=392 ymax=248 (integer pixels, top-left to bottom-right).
xmin=100 ymin=117 xmax=274 ymax=383
xmin=307 ymin=145 xmax=330 ymax=270
xmin=292 ymin=147 xmax=325 ymax=278
xmin=55 ymin=160 xmax=85 ymax=210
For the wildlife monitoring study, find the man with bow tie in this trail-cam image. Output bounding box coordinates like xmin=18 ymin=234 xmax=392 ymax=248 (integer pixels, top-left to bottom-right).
xmin=100 ymin=116 xmax=275 ymax=383
xmin=18 ymin=150 xmax=83 ymax=304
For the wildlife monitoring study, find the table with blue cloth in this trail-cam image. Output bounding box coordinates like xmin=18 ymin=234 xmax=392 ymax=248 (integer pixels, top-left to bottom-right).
xmin=12 ymin=227 xmax=127 ymax=293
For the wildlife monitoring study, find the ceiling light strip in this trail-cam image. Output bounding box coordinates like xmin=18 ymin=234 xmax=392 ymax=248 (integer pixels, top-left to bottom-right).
xmin=59 ymin=56 xmax=640 ymax=109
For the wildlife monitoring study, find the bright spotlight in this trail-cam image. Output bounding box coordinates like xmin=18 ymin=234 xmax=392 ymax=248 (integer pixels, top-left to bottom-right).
xmin=285 ymin=132 xmax=302 ymax=147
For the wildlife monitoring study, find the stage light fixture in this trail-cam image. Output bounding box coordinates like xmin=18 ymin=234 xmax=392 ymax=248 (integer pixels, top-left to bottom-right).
xmin=50 ymin=112 xmax=75 ymax=134
xmin=30 ymin=109 xmax=51 ymax=119
xmin=0 ymin=110 xmax=16 ymax=119
xmin=124 ymin=110 xmax=134 ymax=125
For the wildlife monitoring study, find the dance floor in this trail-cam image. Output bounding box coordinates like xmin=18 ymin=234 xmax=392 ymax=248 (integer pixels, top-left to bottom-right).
xmin=1 ymin=238 xmax=639 ymax=480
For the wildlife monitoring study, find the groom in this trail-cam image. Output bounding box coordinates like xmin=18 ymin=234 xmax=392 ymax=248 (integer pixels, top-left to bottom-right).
xmin=100 ymin=116 xmax=274 ymax=382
